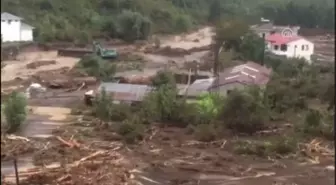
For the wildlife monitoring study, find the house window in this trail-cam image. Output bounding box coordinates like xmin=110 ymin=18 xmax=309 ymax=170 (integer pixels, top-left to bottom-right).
xmin=305 ymin=45 xmax=309 ymax=51
xmin=274 ymin=45 xmax=279 ymax=50
xmin=262 ymin=33 xmax=265 ymax=38
xmin=301 ymin=45 xmax=304 ymax=51
xmin=280 ymin=44 xmax=287 ymax=51
xmin=8 ymin=20 xmax=12 ymax=24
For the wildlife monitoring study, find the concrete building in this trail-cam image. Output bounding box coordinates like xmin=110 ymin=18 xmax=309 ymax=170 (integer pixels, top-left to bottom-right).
xmin=265 ymin=33 xmax=314 ymax=63
xmin=1 ymin=12 xmax=34 ymax=42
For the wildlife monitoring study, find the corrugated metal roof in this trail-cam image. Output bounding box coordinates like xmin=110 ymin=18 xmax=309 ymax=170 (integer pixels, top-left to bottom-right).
xmin=213 ymin=62 xmax=272 ymax=87
xmin=179 ymin=78 xmax=215 ymax=97
xmin=1 ymin=12 xmax=23 ymax=20
xmin=97 ymin=83 xmax=153 ymax=102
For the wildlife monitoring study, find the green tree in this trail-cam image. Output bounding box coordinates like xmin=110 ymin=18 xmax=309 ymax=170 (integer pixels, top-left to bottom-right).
xmin=238 ymin=32 xmax=265 ymax=63
xmin=117 ymin=10 xmax=152 ymax=41
xmin=151 ymin=70 xmax=176 ymax=89
xmin=208 ymin=0 xmax=221 ymax=23
xmin=175 ymin=14 xmax=192 ymax=32
xmin=3 ymin=91 xmax=27 ymax=133
xmin=213 ymin=19 xmax=248 ymax=75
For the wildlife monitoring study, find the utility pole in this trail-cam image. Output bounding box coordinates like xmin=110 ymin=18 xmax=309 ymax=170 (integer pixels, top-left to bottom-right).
xmin=261 ymin=34 xmax=265 ymax=65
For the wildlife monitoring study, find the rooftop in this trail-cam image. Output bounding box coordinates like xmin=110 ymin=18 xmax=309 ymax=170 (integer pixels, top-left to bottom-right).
xmin=21 ymin=22 xmax=35 ymax=29
xmin=179 ymin=78 xmax=216 ymax=97
xmin=1 ymin=12 xmax=22 ymax=21
xmin=251 ymin=23 xmax=300 ymax=34
xmin=265 ymin=33 xmax=303 ymax=45
xmin=97 ymin=83 xmax=153 ymax=102
xmin=212 ymin=62 xmax=272 ymax=87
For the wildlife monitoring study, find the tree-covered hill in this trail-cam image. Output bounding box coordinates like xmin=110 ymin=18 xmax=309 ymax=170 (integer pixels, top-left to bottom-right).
xmin=1 ymin=0 xmax=334 ymax=43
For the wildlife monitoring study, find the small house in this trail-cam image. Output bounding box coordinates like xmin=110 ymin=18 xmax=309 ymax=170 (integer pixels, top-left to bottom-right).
xmin=96 ymin=83 xmax=153 ymax=104
xmin=1 ymin=12 xmax=34 ymax=42
xmin=265 ymin=33 xmax=314 ymax=63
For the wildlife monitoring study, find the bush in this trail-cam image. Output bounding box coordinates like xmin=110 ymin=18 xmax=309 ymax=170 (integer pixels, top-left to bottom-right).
xmin=234 ymin=137 xmax=297 ymax=157
xmin=117 ymin=115 xmax=145 ymax=144
xmin=219 ymin=89 xmax=268 ymax=134
xmin=151 ymin=70 xmax=176 ymax=89
xmin=192 ymin=123 xmax=217 ymax=142
xmin=76 ymin=54 xmax=116 ymax=81
xmin=3 ymin=92 xmax=27 ymax=133
xmin=270 ymin=136 xmax=297 ymax=155
xmin=110 ymin=103 xmax=132 ymax=122
xmin=234 ymin=141 xmax=271 ymax=156
xmin=299 ymin=109 xmax=334 ymax=140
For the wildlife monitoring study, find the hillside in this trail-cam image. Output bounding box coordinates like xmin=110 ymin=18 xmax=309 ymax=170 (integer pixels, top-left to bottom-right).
xmin=1 ymin=0 xmax=334 ymax=43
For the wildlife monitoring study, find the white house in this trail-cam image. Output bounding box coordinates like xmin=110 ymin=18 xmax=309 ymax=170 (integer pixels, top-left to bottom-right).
xmin=1 ymin=12 xmax=34 ymax=42
xmin=265 ymin=33 xmax=314 ymax=63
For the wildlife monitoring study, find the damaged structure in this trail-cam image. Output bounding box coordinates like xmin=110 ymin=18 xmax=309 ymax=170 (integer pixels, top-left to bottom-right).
xmin=94 ymin=83 xmax=153 ymax=104
xmin=180 ymin=61 xmax=272 ymax=98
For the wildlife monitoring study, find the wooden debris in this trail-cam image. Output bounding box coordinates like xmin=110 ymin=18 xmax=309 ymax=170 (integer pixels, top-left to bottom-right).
xmin=56 ymin=136 xmax=81 ymax=148
xmin=6 ymin=135 xmax=30 ymax=142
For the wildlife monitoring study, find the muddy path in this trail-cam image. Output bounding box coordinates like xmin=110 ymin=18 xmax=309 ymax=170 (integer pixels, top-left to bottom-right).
xmin=1 ymin=106 xmax=72 ymax=177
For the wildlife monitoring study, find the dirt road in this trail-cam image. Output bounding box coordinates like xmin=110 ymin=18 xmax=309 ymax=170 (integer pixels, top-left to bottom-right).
xmin=1 ymin=51 xmax=79 ymax=82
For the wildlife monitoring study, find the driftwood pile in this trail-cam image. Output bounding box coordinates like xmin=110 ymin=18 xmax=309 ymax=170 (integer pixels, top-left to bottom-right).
xmin=2 ymin=135 xmax=138 ymax=185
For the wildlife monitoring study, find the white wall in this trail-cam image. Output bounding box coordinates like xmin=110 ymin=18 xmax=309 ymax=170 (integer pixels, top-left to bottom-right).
xmin=20 ymin=28 xmax=33 ymax=41
xmin=1 ymin=19 xmax=21 ymax=42
xmin=288 ymin=39 xmax=314 ymax=62
xmin=267 ymin=39 xmax=314 ymax=63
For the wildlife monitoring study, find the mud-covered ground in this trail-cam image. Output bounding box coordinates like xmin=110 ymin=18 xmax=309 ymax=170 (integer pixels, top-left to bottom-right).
xmin=8 ymin=118 xmax=333 ymax=185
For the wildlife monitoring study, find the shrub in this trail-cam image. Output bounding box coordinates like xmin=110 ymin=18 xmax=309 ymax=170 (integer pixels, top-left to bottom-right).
xmin=300 ymin=109 xmax=334 ymax=140
xmin=151 ymin=70 xmax=176 ymax=89
xmin=270 ymin=136 xmax=297 ymax=155
xmin=219 ymin=89 xmax=267 ymax=134
xmin=192 ymin=123 xmax=217 ymax=142
xmin=234 ymin=137 xmax=297 ymax=157
xmin=117 ymin=115 xmax=145 ymax=144
xmin=110 ymin=103 xmax=132 ymax=122
xmin=3 ymin=92 xmax=27 ymax=133
xmin=76 ymin=55 xmax=116 ymax=81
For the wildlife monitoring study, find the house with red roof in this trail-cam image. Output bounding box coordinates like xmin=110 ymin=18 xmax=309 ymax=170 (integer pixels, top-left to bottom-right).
xmin=265 ymin=33 xmax=314 ymax=63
